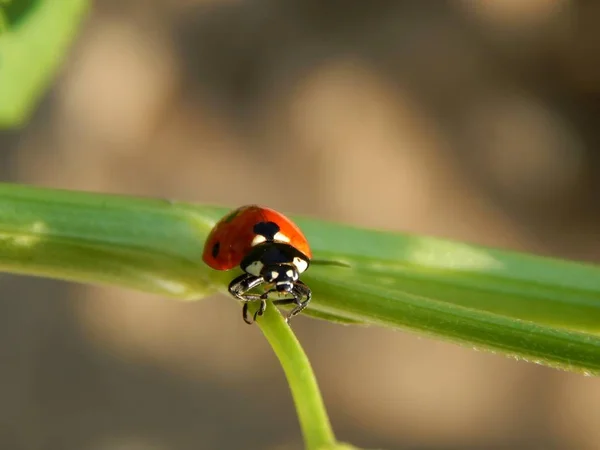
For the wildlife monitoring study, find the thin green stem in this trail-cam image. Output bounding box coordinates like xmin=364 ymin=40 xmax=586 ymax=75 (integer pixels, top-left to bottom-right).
xmin=256 ymin=303 xmax=336 ymax=450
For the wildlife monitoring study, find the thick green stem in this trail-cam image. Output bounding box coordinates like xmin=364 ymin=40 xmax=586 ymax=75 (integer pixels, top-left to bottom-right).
xmin=0 ymin=183 xmax=600 ymax=374
xmin=256 ymin=303 xmax=336 ymax=450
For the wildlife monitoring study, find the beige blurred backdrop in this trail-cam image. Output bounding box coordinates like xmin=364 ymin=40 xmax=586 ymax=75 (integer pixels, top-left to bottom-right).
xmin=2 ymin=1 xmax=600 ymax=449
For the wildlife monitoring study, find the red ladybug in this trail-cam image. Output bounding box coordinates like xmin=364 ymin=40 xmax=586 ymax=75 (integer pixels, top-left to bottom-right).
xmin=203 ymin=205 xmax=312 ymax=324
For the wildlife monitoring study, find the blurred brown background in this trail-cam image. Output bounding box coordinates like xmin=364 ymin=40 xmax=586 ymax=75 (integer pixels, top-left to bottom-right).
xmin=2 ymin=0 xmax=600 ymax=449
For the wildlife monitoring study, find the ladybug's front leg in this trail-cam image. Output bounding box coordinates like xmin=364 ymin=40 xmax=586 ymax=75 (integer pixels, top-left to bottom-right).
xmin=271 ymin=281 xmax=312 ymax=323
xmin=228 ymin=273 xmax=267 ymax=324
xmin=288 ymin=281 xmax=312 ymax=321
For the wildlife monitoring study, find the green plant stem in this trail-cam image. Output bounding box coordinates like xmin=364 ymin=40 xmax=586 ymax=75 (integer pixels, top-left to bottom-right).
xmin=256 ymin=303 xmax=336 ymax=450
xmin=0 ymin=183 xmax=600 ymax=374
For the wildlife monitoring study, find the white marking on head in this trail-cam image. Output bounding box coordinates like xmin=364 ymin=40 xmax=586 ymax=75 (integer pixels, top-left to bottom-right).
xmin=251 ymin=234 xmax=267 ymax=246
xmin=286 ymin=269 xmax=294 ymax=278
xmin=271 ymin=271 xmax=279 ymax=279
xmin=274 ymin=232 xmax=290 ymax=243
xmin=293 ymin=257 xmax=308 ymax=274
xmin=245 ymin=260 xmax=264 ymax=276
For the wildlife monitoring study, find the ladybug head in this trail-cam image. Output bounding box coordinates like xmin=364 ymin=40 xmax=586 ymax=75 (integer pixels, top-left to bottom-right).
xmin=262 ymin=263 xmax=298 ymax=293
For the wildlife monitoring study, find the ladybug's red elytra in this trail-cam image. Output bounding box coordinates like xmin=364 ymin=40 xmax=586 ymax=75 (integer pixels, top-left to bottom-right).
xmin=203 ymin=205 xmax=312 ymax=324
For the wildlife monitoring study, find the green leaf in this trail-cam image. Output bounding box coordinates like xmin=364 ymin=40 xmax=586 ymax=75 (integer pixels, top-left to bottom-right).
xmin=0 ymin=182 xmax=599 ymax=374
xmin=0 ymin=0 xmax=89 ymax=127
xmin=0 ymin=3 xmax=9 ymax=35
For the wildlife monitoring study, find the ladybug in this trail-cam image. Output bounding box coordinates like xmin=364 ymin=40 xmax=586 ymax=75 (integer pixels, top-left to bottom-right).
xmin=203 ymin=205 xmax=312 ymax=325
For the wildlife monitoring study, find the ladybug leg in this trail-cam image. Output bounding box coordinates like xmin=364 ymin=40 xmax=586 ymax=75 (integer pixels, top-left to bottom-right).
xmin=241 ymin=303 xmax=258 ymax=325
xmin=245 ymin=297 xmax=268 ymax=323
xmin=287 ymin=282 xmax=312 ymax=321
xmin=272 ymin=281 xmax=312 ymax=323
xmin=228 ymin=274 xmax=267 ymax=324
xmin=228 ymin=273 xmax=265 ymax=300
xmin=254 ymin=298 xmax=267 ymax=321
xmin=242 ymin=303 xmax=251 ymax=324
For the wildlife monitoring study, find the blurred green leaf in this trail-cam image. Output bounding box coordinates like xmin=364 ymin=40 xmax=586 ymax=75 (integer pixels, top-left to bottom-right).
xmin=0 ymin=182 xmax=599 ymax=374
xmin=0 ymin=0 xmax=89 ymax=127
xmin=0 ymin=15 xmax=7 ymax=36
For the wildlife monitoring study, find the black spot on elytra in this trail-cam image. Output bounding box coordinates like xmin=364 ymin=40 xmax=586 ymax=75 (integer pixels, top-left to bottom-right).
xmin=211 ymin=241 xmax=220 ymax=258
xmin=253 ymin=221 xmax=280 ymax=240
